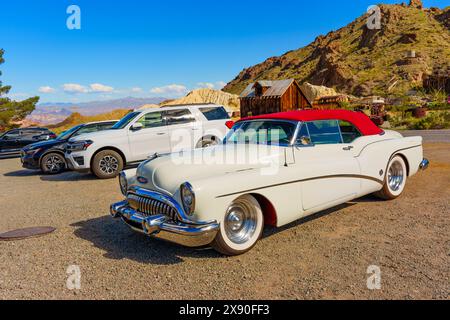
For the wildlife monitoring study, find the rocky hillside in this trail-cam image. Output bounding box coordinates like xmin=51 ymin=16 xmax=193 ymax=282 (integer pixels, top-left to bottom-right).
xmin=224 ymin=2 xmax=450 ymax=97
xmin=161 ymin=88 xmax=240 ymax=112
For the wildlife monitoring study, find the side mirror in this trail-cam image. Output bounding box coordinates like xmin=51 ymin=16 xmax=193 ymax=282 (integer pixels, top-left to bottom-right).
xmin=130 ymin=122 xmax=143 ymax=131
xmin=295 ymin=136 xmax=314 ymax=147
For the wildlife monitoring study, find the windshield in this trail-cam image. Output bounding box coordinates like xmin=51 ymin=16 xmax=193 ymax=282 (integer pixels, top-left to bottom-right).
xmin=111 ymin=111 xmax=141 ymax=129
xmin=224 ymin=120 xmax=297 ymax=146
xmin=57 ymin=125 xmax=83 ymax=140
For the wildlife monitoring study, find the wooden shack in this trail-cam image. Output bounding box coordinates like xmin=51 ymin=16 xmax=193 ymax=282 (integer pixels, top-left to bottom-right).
xmin=239 ymin=79 xmax=312 ymax=117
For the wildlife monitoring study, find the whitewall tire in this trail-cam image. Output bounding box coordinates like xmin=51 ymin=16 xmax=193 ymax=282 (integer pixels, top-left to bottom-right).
xmin=375 ymin=155 xmax=407 ymax=200
xmin=212 ymin=194 xmax=264 ymax=256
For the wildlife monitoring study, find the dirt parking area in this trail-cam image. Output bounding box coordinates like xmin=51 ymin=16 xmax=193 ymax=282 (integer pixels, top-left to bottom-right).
xmin=0 ymin=143 xmax=448 ymax=300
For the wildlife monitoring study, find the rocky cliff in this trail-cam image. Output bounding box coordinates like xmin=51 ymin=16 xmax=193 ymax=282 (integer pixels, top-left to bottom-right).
xmin=224 ymin=2 xmax=450 ymax=97
xmin=161 ymin=88 xmax=240 ymax=111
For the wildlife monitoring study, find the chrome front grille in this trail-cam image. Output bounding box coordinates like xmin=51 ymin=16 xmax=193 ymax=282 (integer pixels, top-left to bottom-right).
xmin=127 ymin=193 xmax=178 ymax=221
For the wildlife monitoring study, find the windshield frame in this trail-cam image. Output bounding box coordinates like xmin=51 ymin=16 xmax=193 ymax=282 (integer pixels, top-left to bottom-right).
xmin=111 ymin=111 xmax=141 ymax=130
xmin=57 ymin=125 xmax=83 ymax=140
xmin=224 ymin=119 xmax=300 ymax=147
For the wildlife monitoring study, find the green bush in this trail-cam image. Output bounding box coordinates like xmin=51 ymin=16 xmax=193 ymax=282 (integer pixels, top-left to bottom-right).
xmin=408 ymin=112 xmax=450 ymax=130
xmin=390 ymin=111 xmax=450 ymax=130
xmin=427 ymin=102 xmax=449 ymax=111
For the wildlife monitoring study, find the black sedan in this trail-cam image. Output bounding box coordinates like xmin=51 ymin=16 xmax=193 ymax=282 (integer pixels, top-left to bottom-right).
xmin=21 ymin=120 xmax=117 ymax=174
xmin=0 ymin=128 xmax=57 ymax=157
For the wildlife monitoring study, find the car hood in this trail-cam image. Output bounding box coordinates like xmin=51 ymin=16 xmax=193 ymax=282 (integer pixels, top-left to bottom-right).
xmin=134 ymin=143 xmax=290 ymax=195
xmin=23 ymin=139 xmax=65 ymax=151
xmin=69 ymin=129 xmax=123 ymax=142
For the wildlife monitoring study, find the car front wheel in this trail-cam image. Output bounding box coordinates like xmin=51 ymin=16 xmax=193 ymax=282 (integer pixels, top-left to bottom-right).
xmin=374 ymin=155 xmax=407 ymax=200
xmin=40 ymin=153 xmax=66 ymax=174
xmin=212 ymin=194 xmax=264 ymax=256
xmin=91 ymin=150 xmax=124 ymax=179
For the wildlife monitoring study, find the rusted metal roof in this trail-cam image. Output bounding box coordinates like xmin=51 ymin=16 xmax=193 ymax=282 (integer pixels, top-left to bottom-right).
xmin=240 ymin=79 xmax=296 ymax=98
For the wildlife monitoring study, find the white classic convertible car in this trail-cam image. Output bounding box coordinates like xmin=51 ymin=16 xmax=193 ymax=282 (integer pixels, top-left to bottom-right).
xmin=110 ymin=110 xmax=429 ymax=255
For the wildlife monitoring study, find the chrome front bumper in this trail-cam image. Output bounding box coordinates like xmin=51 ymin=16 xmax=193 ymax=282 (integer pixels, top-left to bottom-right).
xmin=110 ymin=200 xmax=219 ymax=248
xmin=419 ymin=158 xmax=430 ymax=171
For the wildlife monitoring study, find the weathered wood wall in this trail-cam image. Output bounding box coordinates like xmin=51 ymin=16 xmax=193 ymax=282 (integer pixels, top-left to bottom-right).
xmin=241 ymin=97 xmax=281 ymax=117
xmin=240 ymin=82 xmax=311 ymax=117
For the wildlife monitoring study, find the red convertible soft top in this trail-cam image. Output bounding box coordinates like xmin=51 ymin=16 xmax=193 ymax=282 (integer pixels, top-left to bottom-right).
xmin=239 ymin=109 xmax=384 ymax=136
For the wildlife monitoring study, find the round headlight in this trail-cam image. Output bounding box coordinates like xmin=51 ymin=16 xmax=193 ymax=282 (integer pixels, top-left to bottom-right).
xmin=180 ymin=182 xmax=195 ymax=216
xmin=119 ymin=171 xmax=128 ymax=196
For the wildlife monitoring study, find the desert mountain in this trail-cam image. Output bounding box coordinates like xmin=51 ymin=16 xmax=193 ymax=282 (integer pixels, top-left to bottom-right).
xmin=29 ymin=96 xmax=166 ymax=124
xmin=37 ymin=97 xmax=166 ymax=115
xmin=224 ymin=2 xmax=450 ymax=97
xmin=160 ymin=88 xmax=240 ymax=112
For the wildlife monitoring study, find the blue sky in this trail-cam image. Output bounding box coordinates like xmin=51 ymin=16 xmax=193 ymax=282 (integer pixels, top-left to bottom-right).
xmin=0 ymin=0 xmax=447 ymax=103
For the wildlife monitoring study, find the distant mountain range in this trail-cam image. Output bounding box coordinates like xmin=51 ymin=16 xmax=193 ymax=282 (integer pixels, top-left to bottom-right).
xmin=37 ymin=96 xmax=166 ymax=114
xmin=29 ymin=96 xmax=166 ymax=125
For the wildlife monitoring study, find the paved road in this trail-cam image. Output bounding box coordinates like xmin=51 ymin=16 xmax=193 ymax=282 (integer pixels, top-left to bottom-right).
xmin=0 ymin=143 xmax=448 ymax=299
xmin=400 ymin=130 xmax=450 ymax=143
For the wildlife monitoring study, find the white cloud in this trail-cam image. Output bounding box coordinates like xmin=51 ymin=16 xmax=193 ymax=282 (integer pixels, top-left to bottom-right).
xmin=131 ymin=87 xmax=143 ymax=93
xmin=215 ymin=81 xmax=227 ymax=89
xmin=63 ymin=83 xmax=88 ymax=93
xmin=150 ymin=84 xmax=188 ymax=97
xmin=89 ymin=83 xmax=114 ymax=93
xmin=197 ymin=82 xmax=215 ymax=89
xmin=196 ymin=81 xmax=227 ymax=90
xmin=7 ymin=92 xmax=31 ymax=100
xmin=38 ymin=86 xmax=56 ymax=94
xmin=62 ymin=83 xmax=114 ymax=94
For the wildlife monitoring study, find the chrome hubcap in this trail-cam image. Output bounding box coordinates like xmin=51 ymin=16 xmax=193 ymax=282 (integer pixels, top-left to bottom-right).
xmin=225 ymin=198 xmax=257 ymax=244
xmin=45 ymin=156 xmax=64 ymax=173
xmin=388 ymin=160 xmax=404 ymax=192
xmin=202 ymin=140 xmax=217 ymax=148
xmin=99 ymin=155 xmax=119 ymax=174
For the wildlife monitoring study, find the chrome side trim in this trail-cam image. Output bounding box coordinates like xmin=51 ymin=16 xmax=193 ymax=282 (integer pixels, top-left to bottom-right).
xmin=216 ymin=174 xmax=384 ymax=199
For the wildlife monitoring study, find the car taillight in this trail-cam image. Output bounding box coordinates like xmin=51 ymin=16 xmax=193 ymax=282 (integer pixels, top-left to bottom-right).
xmin=49 ymin=133 xmax=57 ymax=139
xmin=225 ymin=121 xmax=235 ymax=129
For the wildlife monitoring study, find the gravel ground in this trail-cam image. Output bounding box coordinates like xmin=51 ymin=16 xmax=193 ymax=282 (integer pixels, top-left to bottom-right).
xmin=0 ymin=143 xmax=448 ymax=300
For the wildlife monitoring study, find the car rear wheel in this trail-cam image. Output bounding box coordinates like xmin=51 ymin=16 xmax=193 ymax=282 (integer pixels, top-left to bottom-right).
xmin=92 ymin=150 xmax=124 ymax=179
xmin=374 ymin=155 xmax=407 ymax=200
xmin=40 ymin=153 xmax=66 ymax=174
xmin=212 ymin=194 xmax=264 ymax=256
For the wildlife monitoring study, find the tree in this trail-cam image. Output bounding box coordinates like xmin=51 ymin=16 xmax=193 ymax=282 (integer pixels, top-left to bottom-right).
xmin=0 ymin=49 xmax=39 ymax=130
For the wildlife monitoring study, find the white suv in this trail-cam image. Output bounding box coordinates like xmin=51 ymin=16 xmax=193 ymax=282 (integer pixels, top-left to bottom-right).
xmin=65 ymin=104 xmax=232 ymax=179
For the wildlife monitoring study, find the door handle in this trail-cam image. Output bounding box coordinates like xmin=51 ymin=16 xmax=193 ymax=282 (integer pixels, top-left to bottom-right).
xmin=343 ymin=146 xmax=354 ymax=151
xmin=156 ymin=132 xmax=166 ymax=135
